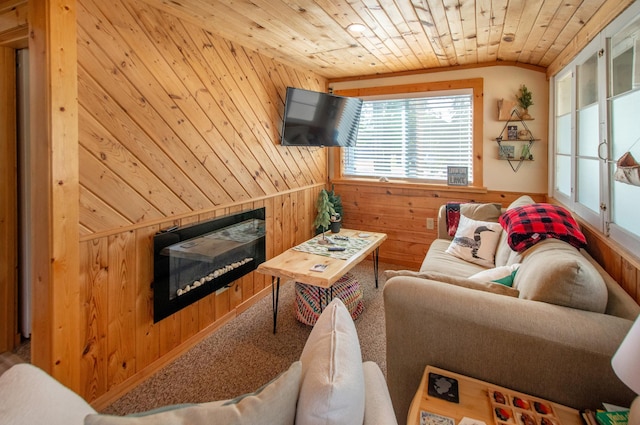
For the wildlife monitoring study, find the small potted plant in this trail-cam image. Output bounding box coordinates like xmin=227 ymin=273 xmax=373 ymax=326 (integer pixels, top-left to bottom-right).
xmin=516 ymin=84 xmax=534 ymax=119
xmin=327 ymin=185 xmax=343 ymax=233
xmin=329 ymin=213 xmax=341 ymax=233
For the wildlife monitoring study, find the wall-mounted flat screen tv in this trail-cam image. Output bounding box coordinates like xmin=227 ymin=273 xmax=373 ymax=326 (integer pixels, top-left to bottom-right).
xmin=281 ymin=87 xmax=363 ymax=147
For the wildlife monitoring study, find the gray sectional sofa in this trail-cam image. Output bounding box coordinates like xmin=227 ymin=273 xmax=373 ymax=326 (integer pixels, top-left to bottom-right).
xmin=384 ymin=195 xmax=640 ymax=425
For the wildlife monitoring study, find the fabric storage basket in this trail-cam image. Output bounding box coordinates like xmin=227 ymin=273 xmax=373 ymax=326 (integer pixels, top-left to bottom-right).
xmin=294 ymin=273 xmax=364 ymax=326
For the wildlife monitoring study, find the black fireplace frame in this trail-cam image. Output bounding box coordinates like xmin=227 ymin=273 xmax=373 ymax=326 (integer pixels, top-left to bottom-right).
xmin=153 ymin=208 xmax=266 ymax=323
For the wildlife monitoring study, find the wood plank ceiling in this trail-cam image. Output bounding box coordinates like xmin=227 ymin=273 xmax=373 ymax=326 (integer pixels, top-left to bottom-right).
xmin=138 ymin=0 xmax=624 ymax=79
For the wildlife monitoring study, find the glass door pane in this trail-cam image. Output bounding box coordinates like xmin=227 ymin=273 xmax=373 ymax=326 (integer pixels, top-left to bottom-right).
xmin=575 ymin=53 xmax=601 ymax=219
xmin=554 ymin=72 xmax=573 ymax=200
xmin=609 ymin=15 xmax=640 ymax=252
xmin=610 ymin=90 xmax=640 ymax=240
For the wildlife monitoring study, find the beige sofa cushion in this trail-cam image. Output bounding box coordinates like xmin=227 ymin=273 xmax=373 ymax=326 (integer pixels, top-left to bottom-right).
xmin=461 ymin=202 xmax=502 ymax=222
xmin=506 ymin=195 xmax=536 ymax=210
xmin=514 ymin=239 xmax=608 ymax=313
xmin=438 ymin=202 xmax=502 ymax=239
xmin=494 ymin=240 xmax=522 ymax=267
xmin=420 ymin=240 xmax=487 ymax=277
xmin=384 ymin=270 xmax=520 ymax=297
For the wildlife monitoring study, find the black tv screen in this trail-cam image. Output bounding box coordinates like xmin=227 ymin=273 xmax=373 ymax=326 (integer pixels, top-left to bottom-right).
xmin=281 ymin=87 xmax=363 ymax=147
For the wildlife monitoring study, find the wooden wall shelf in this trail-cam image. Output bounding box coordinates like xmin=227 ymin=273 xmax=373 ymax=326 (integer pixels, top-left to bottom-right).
xmin=494 ymin=110 xmax=537 ymax=172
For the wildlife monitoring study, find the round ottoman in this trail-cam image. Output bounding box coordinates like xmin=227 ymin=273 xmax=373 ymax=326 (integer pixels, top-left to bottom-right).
xmin=294 ymin=272 xmax=364 ymax=326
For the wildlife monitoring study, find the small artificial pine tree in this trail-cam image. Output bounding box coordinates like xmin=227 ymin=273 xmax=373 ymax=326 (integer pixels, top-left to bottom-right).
xmin=516 ymin=84 xmax=534 ymax=110
xmin=313 ymin=189 xmax=336 ymax=241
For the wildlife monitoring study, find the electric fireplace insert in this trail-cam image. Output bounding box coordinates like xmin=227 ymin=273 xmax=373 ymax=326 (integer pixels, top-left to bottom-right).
xmin=153 ymin=208 xmax=266 ymax=322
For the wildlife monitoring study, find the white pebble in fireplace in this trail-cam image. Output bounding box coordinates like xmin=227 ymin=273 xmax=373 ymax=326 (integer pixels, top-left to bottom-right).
xmin=175 ymin=257 xmax=254 ymax=297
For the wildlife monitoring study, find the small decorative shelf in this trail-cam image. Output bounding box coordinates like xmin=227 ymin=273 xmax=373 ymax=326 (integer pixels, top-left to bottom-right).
xmin=494 ymin=110 xmax=537 ymax=172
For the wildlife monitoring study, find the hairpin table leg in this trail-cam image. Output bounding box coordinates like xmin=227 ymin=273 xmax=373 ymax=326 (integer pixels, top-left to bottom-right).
xmin=271 ymin=276 xmax=280 ymax=334
xmin=373 ymin=247 xmax=380 ymax=288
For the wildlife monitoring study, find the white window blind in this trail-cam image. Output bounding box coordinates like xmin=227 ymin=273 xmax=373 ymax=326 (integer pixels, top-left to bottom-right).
xmin=343 ymin=93 xmax=473 ymax=182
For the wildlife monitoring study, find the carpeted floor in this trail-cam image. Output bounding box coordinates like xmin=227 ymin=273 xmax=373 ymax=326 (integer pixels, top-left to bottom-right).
xmin=103 ymin=260 xmax=403 ymax=415
xmin=0 ymin=351 xmax=26 ymax=377
xmin=0 ymin=335 xmax=30 ymax=378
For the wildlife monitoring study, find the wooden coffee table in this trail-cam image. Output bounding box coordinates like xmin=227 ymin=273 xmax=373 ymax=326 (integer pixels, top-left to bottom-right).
xmin=256 ymin=229 xmax=387 ymax=332
xmin=408 ymin=366 xmax=581 ymax=425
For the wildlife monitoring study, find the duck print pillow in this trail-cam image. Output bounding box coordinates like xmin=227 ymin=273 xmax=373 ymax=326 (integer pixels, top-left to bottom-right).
xmin=446 ymin=215 xmax=503 ymax=268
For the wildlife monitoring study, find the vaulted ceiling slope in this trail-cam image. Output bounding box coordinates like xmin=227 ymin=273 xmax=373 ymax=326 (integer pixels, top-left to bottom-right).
xmin=139 ymin=0 xmax=634 ymax=79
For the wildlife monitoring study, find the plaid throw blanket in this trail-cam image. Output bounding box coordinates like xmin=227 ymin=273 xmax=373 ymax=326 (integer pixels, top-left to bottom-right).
xmin=499 ymin=204 xmax=587 ymax=252
xmin=446 ymin=202 xmax=461 ymax=236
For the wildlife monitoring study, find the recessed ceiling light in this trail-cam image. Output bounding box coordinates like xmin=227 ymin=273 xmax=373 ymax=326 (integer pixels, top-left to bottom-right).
xmin=348 ymin=23 xmax=367 ymax=33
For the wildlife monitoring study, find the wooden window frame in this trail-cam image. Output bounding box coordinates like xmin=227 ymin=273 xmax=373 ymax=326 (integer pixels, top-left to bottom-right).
xmin=330 ymin=78 xmax=484 ymax=189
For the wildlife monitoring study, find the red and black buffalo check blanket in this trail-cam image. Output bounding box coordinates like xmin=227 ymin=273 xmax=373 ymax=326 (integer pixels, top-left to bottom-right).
xmin=499 ymin=204 xmax=587 ymax=252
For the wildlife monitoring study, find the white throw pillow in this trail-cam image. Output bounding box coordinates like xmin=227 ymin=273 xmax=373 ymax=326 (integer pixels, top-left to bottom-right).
xmin=0 ymin=363 xmax=97 ymax=425
xmin=446 ymin=215 xmax=503 ymax=268
xmin=296 ymin=298 xmax=365 ymax=425
xmin=468 ymin=264 xmax=521 ymax=286
xmin=84 ymin=361 xmax=301 ymax=425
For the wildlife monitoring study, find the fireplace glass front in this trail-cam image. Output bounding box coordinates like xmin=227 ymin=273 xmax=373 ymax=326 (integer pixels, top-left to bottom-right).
xmin=153 ymin=208 xmax=266 ymax=322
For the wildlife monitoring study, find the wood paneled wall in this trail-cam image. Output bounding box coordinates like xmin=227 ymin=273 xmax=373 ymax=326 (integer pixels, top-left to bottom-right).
xmin=0 ymin=46 xmax=17 ymax=353
xmin=77 ymin=0 xmax=327 ymax=236
xmin=0 ymin=0 xmax=28 ymax=48
xmin=80 ymin=188 xmax=318 ymax=407
xmin=29 ymin=0 xmax=82 ymax=390
xmin=73 ymin=0 xmax=328 ymax=405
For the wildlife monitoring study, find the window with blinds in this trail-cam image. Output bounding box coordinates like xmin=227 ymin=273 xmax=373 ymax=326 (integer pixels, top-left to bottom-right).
xmin=343 ymin=92 xmax=474 ymax=183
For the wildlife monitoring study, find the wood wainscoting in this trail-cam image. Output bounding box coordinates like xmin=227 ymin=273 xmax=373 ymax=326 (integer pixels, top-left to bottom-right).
xmin=330 ymin=180 xmax=546 ymax=269
xmin=81 ymin=186 xmax=319 ymax=409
